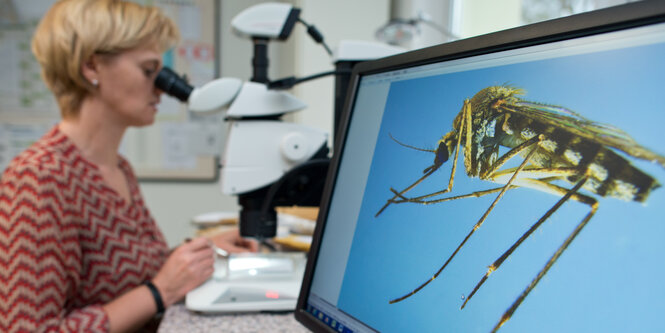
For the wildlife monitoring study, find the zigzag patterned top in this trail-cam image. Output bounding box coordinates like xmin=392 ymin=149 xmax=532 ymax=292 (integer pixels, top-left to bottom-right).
xmin=0 ymin=126 xmax=169 ymax=332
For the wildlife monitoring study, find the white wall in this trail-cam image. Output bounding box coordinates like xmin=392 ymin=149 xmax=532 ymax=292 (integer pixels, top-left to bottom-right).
xmin=290 ymin=0 xmax=391 ymax=143
xmin=459 ymin=0 xmax=522 ymax=38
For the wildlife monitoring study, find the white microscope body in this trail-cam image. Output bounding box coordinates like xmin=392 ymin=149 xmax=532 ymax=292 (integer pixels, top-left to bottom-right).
xmin=156 ymin=3 xmax=403 ymax=239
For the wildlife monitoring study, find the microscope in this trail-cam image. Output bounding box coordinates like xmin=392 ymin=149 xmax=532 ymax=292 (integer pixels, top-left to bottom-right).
xmin=155 ymin=3 xmax=403 ymax=242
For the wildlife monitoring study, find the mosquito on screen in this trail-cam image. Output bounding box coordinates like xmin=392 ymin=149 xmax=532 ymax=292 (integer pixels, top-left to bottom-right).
xmin=376 ymin=85 xmax=665 ymax=332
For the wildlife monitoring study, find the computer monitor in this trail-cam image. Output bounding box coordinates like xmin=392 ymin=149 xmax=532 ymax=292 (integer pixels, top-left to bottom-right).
xmin=295 ymin=2 xmax=665 ymax=332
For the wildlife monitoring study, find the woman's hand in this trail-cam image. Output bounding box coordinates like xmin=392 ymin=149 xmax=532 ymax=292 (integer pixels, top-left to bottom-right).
xmin=210 ymin=228 xmax=259 ymax=254
xmin=151 ymin=237 xmax=214 ymax=307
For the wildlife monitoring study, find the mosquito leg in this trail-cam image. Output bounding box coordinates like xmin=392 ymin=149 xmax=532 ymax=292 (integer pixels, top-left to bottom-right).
xmin=390 ymin=185 xmax=519 ymax=204
xmin=491 ymin=179 xmax=598 ymax=333
xmin=376 ymin=168 xmax=438 ymax=216
xmin=460 ymin=176 xmax=593 ymax=310
xmin=389 ymin=141 xmax=540 ymax=304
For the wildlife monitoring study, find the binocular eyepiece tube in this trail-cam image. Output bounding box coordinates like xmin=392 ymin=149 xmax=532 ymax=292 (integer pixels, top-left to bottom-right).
xmin=154 ymin=67 xmax=194 ymax=102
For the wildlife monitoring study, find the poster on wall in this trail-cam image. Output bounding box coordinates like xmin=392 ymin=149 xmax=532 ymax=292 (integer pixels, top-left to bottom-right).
xmin=0 ymin=0 xmax=222 ymax=181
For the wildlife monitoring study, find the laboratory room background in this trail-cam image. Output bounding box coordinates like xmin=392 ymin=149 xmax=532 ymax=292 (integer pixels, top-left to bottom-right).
xmin=0 ymin=0 xmax=629 ymax=247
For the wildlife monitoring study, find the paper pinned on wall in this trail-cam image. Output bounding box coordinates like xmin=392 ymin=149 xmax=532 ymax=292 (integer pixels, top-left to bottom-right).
xmin=1 ymin=0 xmax=220 ymax=181
xmin=156 ymin=94 xmax=184 ymax=117
xmin=161 ymin=122 xmax=197 ymax=169
xmin=187 ymin=118 xmax=224 ymax=156
xmin=0 ymin=27 xmax=58 ymax=116
xmin=178 ymin=5 xmax=202 ymax=40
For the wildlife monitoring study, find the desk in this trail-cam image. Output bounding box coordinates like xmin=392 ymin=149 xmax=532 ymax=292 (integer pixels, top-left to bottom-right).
xmin=158 ymin=303 xmax=310 ymax=333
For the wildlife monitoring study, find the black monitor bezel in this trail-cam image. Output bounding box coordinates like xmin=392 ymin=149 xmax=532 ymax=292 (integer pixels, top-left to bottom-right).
xmin=295 ymin=2 xmax=665 ymax=332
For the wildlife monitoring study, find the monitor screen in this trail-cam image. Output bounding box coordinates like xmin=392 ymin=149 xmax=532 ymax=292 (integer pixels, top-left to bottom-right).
xmin=296 ymin=2 xmax=665 ymax=332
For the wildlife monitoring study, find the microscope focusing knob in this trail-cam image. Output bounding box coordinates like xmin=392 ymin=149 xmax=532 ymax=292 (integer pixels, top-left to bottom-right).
xmin=280 ymin=132 xmax=309 ymax=162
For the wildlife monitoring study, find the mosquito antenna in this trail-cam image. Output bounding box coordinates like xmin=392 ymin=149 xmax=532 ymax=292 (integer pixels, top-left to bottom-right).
xmin=388 ymin=133 xmax=435 ymax=153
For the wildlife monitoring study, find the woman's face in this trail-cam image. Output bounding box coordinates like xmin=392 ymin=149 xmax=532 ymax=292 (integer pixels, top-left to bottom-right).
xmin=94 ymin=45 xmax=163 ymax=127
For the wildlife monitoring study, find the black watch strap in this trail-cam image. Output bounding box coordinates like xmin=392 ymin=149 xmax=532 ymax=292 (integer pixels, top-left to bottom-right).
xmin=144 ymin=281 xmax=165 ymax=315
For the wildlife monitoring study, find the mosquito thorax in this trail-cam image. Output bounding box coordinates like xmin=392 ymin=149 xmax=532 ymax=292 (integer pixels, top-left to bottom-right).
xmin=470 ymin=85 xmax=524 ymax=114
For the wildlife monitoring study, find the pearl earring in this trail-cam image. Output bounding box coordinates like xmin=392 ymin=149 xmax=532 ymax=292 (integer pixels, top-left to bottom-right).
xmin=91 ymin=79 xmax=98 ymax=86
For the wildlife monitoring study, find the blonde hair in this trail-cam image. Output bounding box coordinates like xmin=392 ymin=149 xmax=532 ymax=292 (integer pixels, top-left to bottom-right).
xmin=31 ymin=0 xmax=180 ymax=119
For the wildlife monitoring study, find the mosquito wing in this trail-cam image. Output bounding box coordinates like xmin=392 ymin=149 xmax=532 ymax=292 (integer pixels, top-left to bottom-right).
xmin=500 ymin=101 xmax=665 ymax=168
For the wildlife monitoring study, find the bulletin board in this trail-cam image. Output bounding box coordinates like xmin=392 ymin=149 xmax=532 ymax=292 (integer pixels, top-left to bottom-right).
xmin=0 ymin=0 xmax=224 ymax=181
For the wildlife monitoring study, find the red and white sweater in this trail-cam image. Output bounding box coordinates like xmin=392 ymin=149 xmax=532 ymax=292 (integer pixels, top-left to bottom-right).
xmin=0 ymin=126 xmax=169 ymax=332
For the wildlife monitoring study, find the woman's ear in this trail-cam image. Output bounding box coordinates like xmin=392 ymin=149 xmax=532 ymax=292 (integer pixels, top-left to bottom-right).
xmin=81 ymin=55 xmax=100 ymax=87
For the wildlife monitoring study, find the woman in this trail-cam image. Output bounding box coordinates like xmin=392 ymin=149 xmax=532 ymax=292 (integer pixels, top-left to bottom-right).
xmin=0 ymin=1 xmax=257 ymax=332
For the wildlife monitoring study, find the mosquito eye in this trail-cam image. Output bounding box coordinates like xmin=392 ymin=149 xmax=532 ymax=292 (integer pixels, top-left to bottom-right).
xmin=435 ymin=141 xmax=449 ymax=165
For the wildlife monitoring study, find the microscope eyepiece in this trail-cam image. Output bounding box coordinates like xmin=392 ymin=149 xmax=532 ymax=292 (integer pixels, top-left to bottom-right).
xmin=154 ymin=67 xmax=194 ymax=102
